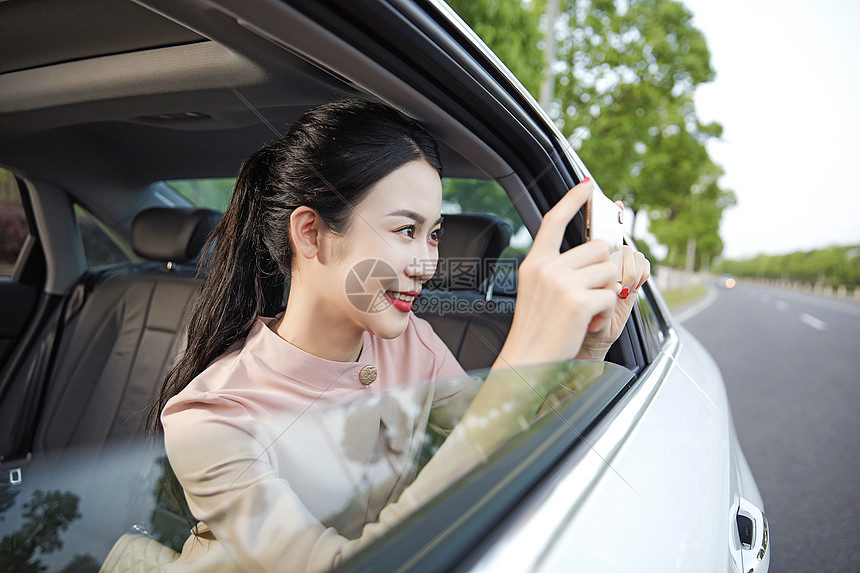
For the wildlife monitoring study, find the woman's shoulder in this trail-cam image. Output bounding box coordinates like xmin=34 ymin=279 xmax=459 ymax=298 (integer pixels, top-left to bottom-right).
xmin=161 ymin=322 xmax=265 ymax=415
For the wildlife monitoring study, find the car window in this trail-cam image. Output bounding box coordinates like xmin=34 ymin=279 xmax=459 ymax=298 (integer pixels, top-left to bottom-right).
xmin=442 ymin=177 xmax=531 ymax=259
xmin=634 ymin=283 xmax=667 ymax=361
xmin=74 ymin=205 xmax=130 ymax=268
xmin=441 ymin=178 xmax=531 ymax=295
xmin=166 ymin=178 xmax=235 ymax=212
xmin=0 ymin=168 xmax=27 ymax=277
xmin=0 ymin=360 xmax=633 ymax=571
xmin=165 ymin=177 xmax=531 ymax=258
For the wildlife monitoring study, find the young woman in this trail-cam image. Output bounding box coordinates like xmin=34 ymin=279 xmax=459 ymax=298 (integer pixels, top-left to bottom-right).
xmin=152 ymin=98 xmax=649 ymax=571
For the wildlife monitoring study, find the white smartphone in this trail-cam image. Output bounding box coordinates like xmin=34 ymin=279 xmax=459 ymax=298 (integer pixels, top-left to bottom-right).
xmin=582 ymin=182 xmax=624 ymax=254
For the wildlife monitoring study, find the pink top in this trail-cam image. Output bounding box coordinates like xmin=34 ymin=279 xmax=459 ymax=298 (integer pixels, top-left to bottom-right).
xmin=162 ymin=313 xmax=482 ymax=572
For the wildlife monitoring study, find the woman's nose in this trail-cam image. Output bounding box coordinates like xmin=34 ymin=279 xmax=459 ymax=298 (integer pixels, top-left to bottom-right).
xmin=405 ymin=253 xmax=437 ymax=283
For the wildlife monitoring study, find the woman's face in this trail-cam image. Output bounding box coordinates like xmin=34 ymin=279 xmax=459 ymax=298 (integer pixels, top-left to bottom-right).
xmin=321 ymin=159 xmax=443 ymax=339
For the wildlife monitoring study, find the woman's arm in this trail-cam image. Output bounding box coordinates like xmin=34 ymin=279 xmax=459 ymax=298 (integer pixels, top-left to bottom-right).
xmin=437 ymin=180 xmax=649 ymax=457
xmin=163 ymin=394 xmax=489 ymax=572
xmin=494 ymin=180 xmax=619 ymax=368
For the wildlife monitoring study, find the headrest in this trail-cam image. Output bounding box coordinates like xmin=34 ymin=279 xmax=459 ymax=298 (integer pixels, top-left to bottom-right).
xmin=428 ymin=213 xmax=513 ymax=291
xmin=131 ymin=207 xmax=221 ymax=263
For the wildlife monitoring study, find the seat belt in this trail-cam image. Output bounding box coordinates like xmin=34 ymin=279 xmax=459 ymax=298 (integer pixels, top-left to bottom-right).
xmin=4 ymin=276 xmax=93 ymax=460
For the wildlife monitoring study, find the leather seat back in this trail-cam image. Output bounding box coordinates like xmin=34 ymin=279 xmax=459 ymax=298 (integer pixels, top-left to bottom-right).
xmin=29 ymin=208 xmax=218 ymax=453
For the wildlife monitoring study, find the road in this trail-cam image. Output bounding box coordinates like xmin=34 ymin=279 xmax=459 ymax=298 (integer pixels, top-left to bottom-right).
xmin=679 ymin=282 xmax=860 ymax=572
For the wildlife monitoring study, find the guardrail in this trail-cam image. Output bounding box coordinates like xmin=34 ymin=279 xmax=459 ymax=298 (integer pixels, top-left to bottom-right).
xmin=654 ymin=266 xmax=860 ymax=301
xmin=736 ymin=277 xmax=860 ymax=301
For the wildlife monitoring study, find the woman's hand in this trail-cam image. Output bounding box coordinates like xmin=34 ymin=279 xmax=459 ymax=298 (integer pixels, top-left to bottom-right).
xmin=495 ymin=179 xmax=620 ymax=369
xmin=577 ymin=244 xmax=651 ymax=360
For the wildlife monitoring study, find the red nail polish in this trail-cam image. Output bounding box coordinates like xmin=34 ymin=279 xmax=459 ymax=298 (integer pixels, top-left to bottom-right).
xmin=581 ymin=177 xmax=590 ymax=183
xmin=619 ymin=287 xmax=630 ymax=299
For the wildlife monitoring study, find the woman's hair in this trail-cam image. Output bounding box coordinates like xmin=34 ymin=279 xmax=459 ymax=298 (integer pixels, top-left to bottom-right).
xmin=147 ymin=98 xmax=442 ymax=433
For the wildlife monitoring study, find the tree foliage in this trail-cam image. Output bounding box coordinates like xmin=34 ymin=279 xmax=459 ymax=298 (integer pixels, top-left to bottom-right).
xmin=648 ymin=158 xmax=736 ymax=269
xmin=447 ymin=0 xmax=735 ymax=268
xmin=441 ymin=178 xmax=525 ymax=235
xmin=446 ymin=0 xmax=544 ymax=98
xmin=717 ymin=246 xmax=860 ymax=288
xmin=553 ymin=0 xmax=728 ymax=257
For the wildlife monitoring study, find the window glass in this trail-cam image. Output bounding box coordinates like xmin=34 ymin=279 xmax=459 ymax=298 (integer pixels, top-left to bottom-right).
xmin=194 ymin=361 xmax=633 ymax=569
xmin=634 ymin=284 xmax=666 ymax=361
xmin=441 ymin=178 xmax=532 ymax=259
xmin=0 ymin=169 xmax=27 ymax=277
xmin=0 ymin=360 xmax=633 ymax=570
xmin=441 ymin=178 xmax=531 ymax=295
xmin=74 ymin=206 xmax=129 ymax=268
xmin=167 ymin=178 xmax=235 ymax=212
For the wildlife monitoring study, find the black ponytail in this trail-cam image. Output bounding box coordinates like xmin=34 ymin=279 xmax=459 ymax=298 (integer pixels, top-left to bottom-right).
xmin=147 ymin=98 xmax=441 ymax=433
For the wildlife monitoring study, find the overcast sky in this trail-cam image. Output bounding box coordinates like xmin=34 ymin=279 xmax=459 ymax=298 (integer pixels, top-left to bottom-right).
xmin=672 ymin=0 xmax=860 ymax=259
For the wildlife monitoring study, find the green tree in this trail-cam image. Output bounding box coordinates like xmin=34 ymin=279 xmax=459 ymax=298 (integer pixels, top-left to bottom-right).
xmin=446 ymin=0 xmax=544 ymax=98
xmin=553 ymin=0 xmax=724 ymax=241
xmin=648 ymin=159 xmax=736 ymax=269
xmin=443 ymin=1 xmax=541 ymax=238
xmin=716 ymin=246 xmax=860 ymax=288
xmin=448 ymin=0 xmax=733 ymax=266
xmin=0 ymin=169 xmax=20 ymax=204
xmin=441 ymin=178 xmax=525 ymax=235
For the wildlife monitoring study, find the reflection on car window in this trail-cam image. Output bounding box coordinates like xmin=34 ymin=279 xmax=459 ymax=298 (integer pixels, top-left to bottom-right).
xmin=0 ymin=168 xmax=27 ymax=277
xmin=74 ymin=205 xmax=129 ymax=268
xmin=0 ymin=361 xmax=633 ymax=571
xmin=168 ymin=361 xmax=631 ymax=570
xmin=634 ymin=284 xmax=666 ymax=361
xmin=167 ymin=178 xmax=235 ymax=212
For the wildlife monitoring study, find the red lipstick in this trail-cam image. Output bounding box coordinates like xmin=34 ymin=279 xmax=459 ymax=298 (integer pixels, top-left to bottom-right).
xmin=385 ymin=290 xmax=419 ymax=313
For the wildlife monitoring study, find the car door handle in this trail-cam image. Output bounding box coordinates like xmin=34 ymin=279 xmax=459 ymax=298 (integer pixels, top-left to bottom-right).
xmin=736 ymin=497 xmax=769 ymax=572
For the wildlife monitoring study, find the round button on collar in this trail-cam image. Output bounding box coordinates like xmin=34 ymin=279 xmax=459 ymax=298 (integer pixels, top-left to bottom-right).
xmin=358 ymin=365 xmax=377 ymax=386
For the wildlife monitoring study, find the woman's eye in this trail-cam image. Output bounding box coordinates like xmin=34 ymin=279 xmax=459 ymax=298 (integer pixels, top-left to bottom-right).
xmin=430 ymin=228 xmax=443 ymax=244
xmin=397 ymin=225 xmax=416 ymax=238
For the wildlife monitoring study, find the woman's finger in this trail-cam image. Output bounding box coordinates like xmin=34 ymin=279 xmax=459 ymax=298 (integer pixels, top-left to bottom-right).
xmin=585 ymin=289 xmax=620 ymax=332
xmin=530 ymin=179 xmax=593 ymax=256
xmin=635 ymin=254 xmax=651 ymax=290
xmin=621 ymin=245 xmax=637 ymax=288
xmin=552 ymin=260 xmax=619 ymax=290
xmin=556 ymin=238 xmax=611 ymax=270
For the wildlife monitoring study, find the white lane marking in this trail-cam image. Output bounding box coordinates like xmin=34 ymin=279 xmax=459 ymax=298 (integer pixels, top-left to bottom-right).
xmin=775 ymin=300 xmax=788 ymax=311
xmin=747 ymin=285 xmax=860 ymax=317
xmin=674 ymin=285 xmax=719 ymax=324
xmin=800 ymin=313 xmax=827 ymax=331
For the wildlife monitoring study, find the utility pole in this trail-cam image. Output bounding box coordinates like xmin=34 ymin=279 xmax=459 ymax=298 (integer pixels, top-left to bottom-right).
xmin=539 ymin=0 xmax=559 ymax=112
xmin=684 ymin=188 xmax=698 ymax=291
xmin=684 ymin=235 xmax=697 ymax=291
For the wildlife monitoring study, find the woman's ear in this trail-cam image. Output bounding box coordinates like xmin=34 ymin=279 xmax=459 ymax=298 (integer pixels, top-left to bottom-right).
xmin=290 ymin=207 xmax=322 ymax=260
